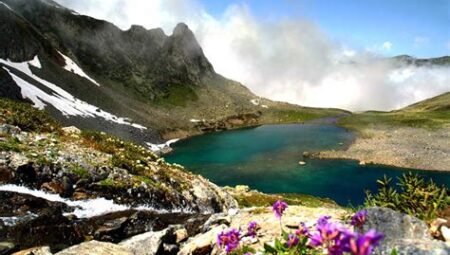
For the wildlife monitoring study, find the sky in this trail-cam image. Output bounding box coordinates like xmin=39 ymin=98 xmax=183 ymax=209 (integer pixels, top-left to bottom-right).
xmin=54 ymin=0 xmax=450 ymax=111
xmin=200 ymin=0 xmax=450 ymax=57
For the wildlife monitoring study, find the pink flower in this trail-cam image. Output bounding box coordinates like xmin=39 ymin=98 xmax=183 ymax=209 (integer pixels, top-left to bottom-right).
xmin=272 ymin=200 xmax=288 ymax=219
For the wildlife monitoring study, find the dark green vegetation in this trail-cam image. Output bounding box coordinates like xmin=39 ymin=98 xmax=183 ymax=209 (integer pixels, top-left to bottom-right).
xmin=231 ymin=191 xmax=339 ymax=209
xmin=0 ymin=97 xmax=59 ymax=132
xmin=338 ymin=92 xmax=450 ymax=132
xmin=365 ymin=173 xmax=448 ymax=221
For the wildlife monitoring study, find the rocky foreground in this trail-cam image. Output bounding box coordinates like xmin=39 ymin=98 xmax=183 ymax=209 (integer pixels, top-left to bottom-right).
xmin=314 ymin=126 xmax=450 ymax=171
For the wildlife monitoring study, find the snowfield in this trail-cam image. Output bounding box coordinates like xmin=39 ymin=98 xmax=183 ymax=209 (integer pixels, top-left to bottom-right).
xmin=0 ymin=56 xmax=146 ymax=130
xmin=59 ymin=51 xmax=100 ymax=86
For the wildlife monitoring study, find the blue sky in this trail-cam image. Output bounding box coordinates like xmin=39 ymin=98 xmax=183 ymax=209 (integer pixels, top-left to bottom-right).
xmin=199 ymin=0 xmax=450 ymax=57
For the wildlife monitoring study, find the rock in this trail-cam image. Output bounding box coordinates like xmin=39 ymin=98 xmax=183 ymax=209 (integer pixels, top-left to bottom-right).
xmin=61 ymin=126 xmax=81 ymax=135
xmin=363 ymin=207 xmax=449 ymax=254
xmin=0 ymin=242 xmax=16 ymax=255
xmin=298 ymin=161 xmax=306 ymax=165
xmin=118 ymin=227 xmax=174 ymax=255
xmin=359 ymin=160 xmax=366 ymax=166
xmin=234 ymin=185 xmax=250 ymax=193
xmin=55 ymin=240 xmax=132 ymax=255
xmin=94 ymin=217 xmax=129 ymax=241
xmin=302 ymin=151 xmax=310 ymax=158
xmin=12 ymin=246 xmax=52 ymax=255
xmin=0 ymin=166 xmax=14 ymax=183
xmin=442 ymin=226 xmax=450 ymax=244
xmin=178 ymin=224 xmax=226 ymax=255
xmin=175 ymin=228 xmax=189 ymax=243
xmin=41 ymin=181 xmax=65 ymax=194
xmin=430 ymin=218 xmax=448 ymax=240
xmin=0 ymin=124 xmax=21 ymax=136
xmin=202 ymin=214 xmax=230 ymax=232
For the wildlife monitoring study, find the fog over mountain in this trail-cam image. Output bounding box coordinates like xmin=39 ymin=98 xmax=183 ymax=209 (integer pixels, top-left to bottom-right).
xmin=55 ymin=0 xmax=450 ymax=111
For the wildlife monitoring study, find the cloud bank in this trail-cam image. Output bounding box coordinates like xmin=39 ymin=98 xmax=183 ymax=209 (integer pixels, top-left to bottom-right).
xmin=55 ymin=0 xmax=450 ymax=111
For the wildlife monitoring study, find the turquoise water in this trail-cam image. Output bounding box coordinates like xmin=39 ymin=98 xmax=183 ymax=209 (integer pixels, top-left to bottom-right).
xmin=165 ymin=124 xmax=450 ymax=205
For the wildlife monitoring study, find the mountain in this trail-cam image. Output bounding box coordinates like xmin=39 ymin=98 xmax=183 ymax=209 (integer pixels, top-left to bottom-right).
xmin=400 ymin=92 xmax=450 ymax=112
xmin=392 ymin=55 xmax=450 ymax=66
xmin=0 ymin=0 xmax=346 ymax=146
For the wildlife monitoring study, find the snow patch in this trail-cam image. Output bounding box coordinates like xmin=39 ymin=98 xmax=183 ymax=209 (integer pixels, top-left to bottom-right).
xmin=0 ymin=1 xmax=12 ymax=11
xmin=250 ymin=98 xmax=260 ymax=105
xmin=0 ymin=56 xmax=146 ymax=130
xmin=146 ymin=139 xmax=179 ymax=153
xmin=261 ymin=104 xmax=269 ymax=108
xmin=0 ymin=184 xmax=193 ymax=219
xmin=189 ymin=119 xmax=204 ymax=123
xmin=59 ymin=51 xmax=100 ymax=86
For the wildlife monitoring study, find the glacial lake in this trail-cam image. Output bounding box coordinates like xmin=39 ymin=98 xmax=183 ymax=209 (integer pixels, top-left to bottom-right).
xmin=165 ymin=124 xmax=450 ymax=205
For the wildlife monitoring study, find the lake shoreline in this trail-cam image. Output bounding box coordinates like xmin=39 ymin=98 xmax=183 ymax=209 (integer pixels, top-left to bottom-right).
xmin=314 ymin=126 xmax=450 ymax=172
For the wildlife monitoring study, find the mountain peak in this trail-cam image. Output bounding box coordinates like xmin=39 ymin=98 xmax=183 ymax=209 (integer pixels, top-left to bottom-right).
xmin=173 ymin=22 xmax=191 ymax=36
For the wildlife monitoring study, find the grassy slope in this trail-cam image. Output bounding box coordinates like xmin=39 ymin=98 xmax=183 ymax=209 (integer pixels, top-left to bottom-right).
xmin=337 ymin=92 xmax=450 ymax=133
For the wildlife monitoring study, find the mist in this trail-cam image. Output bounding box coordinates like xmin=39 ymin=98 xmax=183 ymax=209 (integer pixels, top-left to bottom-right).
xmin=55 ymin=0 xmax=450 ymax=111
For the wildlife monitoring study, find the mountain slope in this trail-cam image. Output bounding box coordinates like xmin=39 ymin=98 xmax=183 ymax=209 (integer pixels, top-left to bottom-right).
xmin=400 ymin=92 xmax=450 ymax=112
xmin=0 ymin=0 xmax=346 ymax=145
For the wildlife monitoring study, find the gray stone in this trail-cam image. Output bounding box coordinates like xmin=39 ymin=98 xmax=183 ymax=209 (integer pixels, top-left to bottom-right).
xmin=178 ymin=224 xmax=227 ymax=255
xmin=119 ymin=227 xmax=174 ymax=255
xmin=55 ymin=240 xmax=132 ymax=255
xmin=0 ymin=124 xmax=21 ymax=136
xmin=202 ymin=214 xmax=230 ymax=232
xmin=12 ymin=246 xmax=52 ymax=255
xmin=363 ymin=207 xmax=450 ymax=255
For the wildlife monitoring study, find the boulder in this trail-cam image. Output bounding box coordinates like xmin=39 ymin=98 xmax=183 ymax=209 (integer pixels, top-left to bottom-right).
xmin=61 ymin=126 xmax=81 ymax=135
xmin=0 ymin=124 xmax=21 ymax=136
xmin=363 ymin=207 xmax=450 ymax=255
xmin=12 ymin=246 xmax=52 ymax=255
xmin=118 ymin=227 xmax=175 ymax=255
xmin=55 ymin=240 xmax=132 ymax=255
xmin=178 ymin=224 xmax=227 ymax=255
xmin=0 ymin=242 xmax=16 ymax=255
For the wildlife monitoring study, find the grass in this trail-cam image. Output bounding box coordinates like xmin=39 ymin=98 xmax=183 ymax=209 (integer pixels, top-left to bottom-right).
xmin=0 ymin=135 xmax=23 ymax=152
xmin=155 ymin=84 xmax=198 ymax=107
xmin=70 ymin=165 xmax=90 ymax=179
xmin=233 ymin=192 xmax=339 ymax=209
xmin=338 ymin=110 xmax=450 ymax=133
xmin=0 ymin=97 xmax=60 ymax=132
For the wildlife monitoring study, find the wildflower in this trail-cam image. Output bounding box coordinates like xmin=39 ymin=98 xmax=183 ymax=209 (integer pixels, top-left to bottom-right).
xmin=351 ymin=210 xmax=368 ymax=229
xmin=272 ymin=200 xmax=288 ymax=219
xmin=295 ymin=222 xmax=309 ymax=236
xmin=217 ymin=229 xmax=241 ymax=253
xmin=247 ymin=221 xmax=259 ymax=238
xmin=317 ymin=215 xmax=332 ymax=226
xmin=345 ymin=229 xmax=384 ymax=255
xmin=287 ymin=234 xmax=300 ymax=248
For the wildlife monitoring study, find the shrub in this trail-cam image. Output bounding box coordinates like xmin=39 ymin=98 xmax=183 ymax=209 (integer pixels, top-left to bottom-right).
xmin=364 ymin=173 xmax=448 ymax=220
xmin=0 ymin=97 xmax=59 ymax=132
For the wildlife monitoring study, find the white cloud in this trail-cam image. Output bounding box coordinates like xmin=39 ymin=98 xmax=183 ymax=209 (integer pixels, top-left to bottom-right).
xmin=54 ymin=0 xmax=450 ymax=111
xmin=382 ymin=41 xmax=392 ymax=51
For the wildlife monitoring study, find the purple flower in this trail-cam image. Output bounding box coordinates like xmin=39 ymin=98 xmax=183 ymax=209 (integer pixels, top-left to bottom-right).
xmin=295 ymin=222 xmax=309 ymax=237
xmin=287 ymin=234 xmax=300 ymax=248
xmin=244 ymin=253 xmax=253 ymax=255
xmin=351 ymin=210 xmax=368 ymax=229
xmin=272 ymin=200 xmax=288 ymax=219
xmin=317 ymin=215 xmax=332 ymax=226
xmin=247 ymin=221 xmax=259 ymax=238
xmin=217 ymin=229 xmax=241 ymax=253
xmin=346 ymin=229 xmax=384 ymax=255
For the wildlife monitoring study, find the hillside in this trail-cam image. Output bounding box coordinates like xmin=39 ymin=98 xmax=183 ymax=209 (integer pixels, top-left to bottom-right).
xmin=316 ymin=92 xmax=450 ymax=171
xmin=0 ymin=0 xmax=345 ymax=146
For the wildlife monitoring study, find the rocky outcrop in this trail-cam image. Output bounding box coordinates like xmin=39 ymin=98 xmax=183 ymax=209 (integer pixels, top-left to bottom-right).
xmin=54 ymin=241 xmax=132 ymax=255
xmin=362 ymin=207 xmax=450 ymax=255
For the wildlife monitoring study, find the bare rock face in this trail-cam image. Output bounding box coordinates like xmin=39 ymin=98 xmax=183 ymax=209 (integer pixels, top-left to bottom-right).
xmin=362 ymin=207 xmax=450 ymax=255
xmin=55 ymin=240 xmax=132 ymax=255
